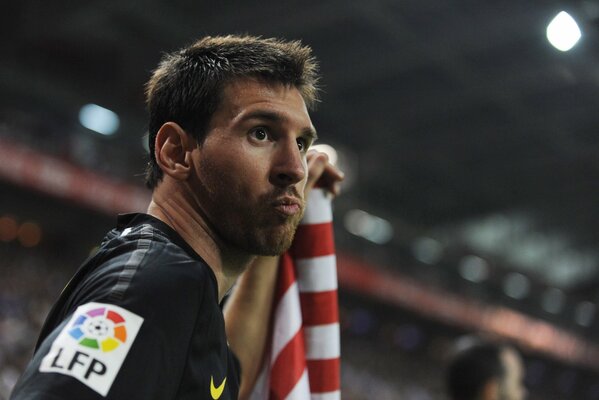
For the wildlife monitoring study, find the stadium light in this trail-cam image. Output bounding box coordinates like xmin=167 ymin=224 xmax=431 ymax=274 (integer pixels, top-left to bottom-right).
xmin=546 ymin=11 xmax=582 ymax=51
xmin=575 ymin=301 xmax=595 ymax=327
xmin=503 ymin=272 xmax=530 ymax=299
xmin=459 ymin=255 xmax=490 ymax=283
xmin=79 ymin=103 xmax=120 ymax=136
xmin=411 ymin=237 xmax=443 ymax=264
xmin=344 ymin=209 xmax=394 ymax=244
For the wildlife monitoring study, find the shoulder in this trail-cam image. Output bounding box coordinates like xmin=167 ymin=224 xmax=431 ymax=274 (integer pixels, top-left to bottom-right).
xmin=106 ymin=222 xmax=208 ymax=273
xmin=66 ymin=220 xmax=218 ymax=319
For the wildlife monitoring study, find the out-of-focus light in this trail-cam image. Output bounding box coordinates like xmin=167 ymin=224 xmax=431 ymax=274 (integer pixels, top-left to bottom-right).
xmin=17 ymin=221 xmax=42 ymax=247
xmin=503 ymin=272 xmax=530 ymax=299
xmin=412 ymin=237 xmax=443 ymax=264
xmin=541 ymin=288 xmax=565 ymax=314
xmin=79 ymin=103 xmax=120 ymax=136
xmin=142 ymin=134 xmax=150 ymax=153
xmin=344 ymin=209 xmax=393 ymax=244
xmin=458 ymin=255 xmax=489 ymax=283
xmin=311 ymin=143 xmax=338 ymax=165
xmin=547 ymin=11 xmax=582 ymax=51
xmin=575 ymin=301 xmax=595 ymax=327
xmin=0 ymin=215 xmax=18 ymax=242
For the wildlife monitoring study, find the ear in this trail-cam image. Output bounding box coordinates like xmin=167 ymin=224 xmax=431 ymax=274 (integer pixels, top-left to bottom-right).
xmin=154 ymin=122 xmax=194 ymax=181
xmin=480 ymin=378 xmax=500 ymax=400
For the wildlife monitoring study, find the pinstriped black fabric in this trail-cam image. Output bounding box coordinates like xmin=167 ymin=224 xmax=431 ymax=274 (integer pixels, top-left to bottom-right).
xmin=108 ymin=224 xmax=154 ymax=302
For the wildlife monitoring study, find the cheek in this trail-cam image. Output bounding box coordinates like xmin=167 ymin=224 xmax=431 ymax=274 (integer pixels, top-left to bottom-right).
xmin=217 ymin=149 xmax=269 ymax=196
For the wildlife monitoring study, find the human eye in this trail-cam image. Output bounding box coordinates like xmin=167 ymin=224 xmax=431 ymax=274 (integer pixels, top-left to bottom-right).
xmin=296 ymin=136 xmax=312 ymax=153
xmin=249 ymin=127 xmax=269 ymax=142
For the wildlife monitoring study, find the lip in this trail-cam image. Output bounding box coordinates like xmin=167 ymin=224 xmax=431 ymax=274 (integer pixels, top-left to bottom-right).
xmin=272 ymin=196 xmax=302 ymax=216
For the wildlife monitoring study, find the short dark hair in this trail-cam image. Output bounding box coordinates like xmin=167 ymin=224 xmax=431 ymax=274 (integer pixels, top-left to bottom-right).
xmin=446 ymin=341 xmax=506 ymax=400
xmin=144 ymin=34 xmax=320 ymax=188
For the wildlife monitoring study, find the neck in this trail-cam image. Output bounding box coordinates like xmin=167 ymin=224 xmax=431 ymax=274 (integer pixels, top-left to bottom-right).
xmin=147 ymin=178 xmax=254 ymax=301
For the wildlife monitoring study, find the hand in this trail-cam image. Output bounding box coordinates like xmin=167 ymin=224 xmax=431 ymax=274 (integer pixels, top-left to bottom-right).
xmin=305 ymin=149 xmax=345 ymax=198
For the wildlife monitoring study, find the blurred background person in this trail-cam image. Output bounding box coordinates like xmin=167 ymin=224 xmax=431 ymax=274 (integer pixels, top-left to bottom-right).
xmin=446 ymin=337 xmax=527 ymax=400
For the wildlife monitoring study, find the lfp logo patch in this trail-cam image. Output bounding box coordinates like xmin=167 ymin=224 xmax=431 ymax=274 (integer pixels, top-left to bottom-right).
xmin=68 ymin=307 xmax=128 ymax=352
xmin=39 ymin=302 xmax=143 ymax=396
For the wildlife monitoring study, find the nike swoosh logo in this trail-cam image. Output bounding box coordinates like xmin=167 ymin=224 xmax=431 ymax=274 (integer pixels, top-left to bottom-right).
xmin=210 ymin=375 xmax=227 ymax=399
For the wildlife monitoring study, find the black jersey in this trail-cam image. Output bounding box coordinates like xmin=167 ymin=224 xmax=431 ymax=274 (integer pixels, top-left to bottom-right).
xmin=11 ymin=213 xmax=240 ymax=400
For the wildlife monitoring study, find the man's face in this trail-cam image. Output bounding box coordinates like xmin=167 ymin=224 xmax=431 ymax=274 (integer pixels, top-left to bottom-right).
xmin=499 ymin=348 xmax=527 ymax=400
xmin=189 ymin=78 xmax=316 ymax=257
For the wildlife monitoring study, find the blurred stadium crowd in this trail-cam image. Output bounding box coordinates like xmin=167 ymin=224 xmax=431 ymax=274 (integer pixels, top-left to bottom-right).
xmin=0 ymin=245 xmax=66 ymax=399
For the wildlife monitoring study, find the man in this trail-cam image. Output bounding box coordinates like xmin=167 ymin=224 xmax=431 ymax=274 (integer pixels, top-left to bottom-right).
xmin=11 ymin=35 xmax=343 ymax=400
xmin=446 ymin=338 xmax=527 ymax=400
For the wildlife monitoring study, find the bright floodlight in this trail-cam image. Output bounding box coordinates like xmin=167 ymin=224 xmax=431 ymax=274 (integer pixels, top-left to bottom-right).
xmin=79 ymin=103 xmax=120 ymax=136
xmin=546 ymin=11 xmax=582 ymax=51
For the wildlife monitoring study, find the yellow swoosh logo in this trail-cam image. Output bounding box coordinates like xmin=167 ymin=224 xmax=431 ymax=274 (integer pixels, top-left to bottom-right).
xmin=210 ymin=375 xmax=227 ymax=399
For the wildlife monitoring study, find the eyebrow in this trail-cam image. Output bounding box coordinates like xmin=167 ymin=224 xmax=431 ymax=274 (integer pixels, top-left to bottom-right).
xmin=241 ymin=110 xmax=318 ymax=141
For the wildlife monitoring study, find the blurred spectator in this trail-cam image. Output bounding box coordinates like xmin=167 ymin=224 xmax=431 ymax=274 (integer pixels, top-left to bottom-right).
xmin=0 ymin=247 xmax=67 ymax=399
xmin=446 ymin=337 xmax=527 ymax=400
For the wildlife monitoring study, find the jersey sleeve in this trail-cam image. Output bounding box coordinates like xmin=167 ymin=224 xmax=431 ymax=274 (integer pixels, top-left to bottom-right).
xmin=10 ymin=239 xmax=208 ymax=400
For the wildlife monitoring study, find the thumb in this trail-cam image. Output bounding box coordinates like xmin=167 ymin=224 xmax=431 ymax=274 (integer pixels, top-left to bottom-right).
xmin=305 ymin=153 xmax=328 ymax=193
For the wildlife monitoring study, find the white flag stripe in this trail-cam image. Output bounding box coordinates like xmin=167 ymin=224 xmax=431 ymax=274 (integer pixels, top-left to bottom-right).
xmin=296 ymin=255 xmax=338 ymax=293
xmin=301 ymin=189 xmax=332 ymax=225
xmin=304 ymin=323 xmax=341 ymax=359
xmin=311 ymin=390 xmax=342 ymax=400
xmin=284 ymin=369 xmax=311 ymax=400
xmin=271 ymin=282 xmax=303 ymax=362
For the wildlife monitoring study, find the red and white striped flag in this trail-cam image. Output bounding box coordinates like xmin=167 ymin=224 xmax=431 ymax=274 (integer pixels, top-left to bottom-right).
xmin=250 ymin=188 xmax=341 ymax=400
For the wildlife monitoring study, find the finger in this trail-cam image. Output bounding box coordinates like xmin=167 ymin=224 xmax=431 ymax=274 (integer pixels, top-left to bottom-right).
xmin=308 ymin=150 xmax=343 ymax=183
xmin=324 ymin=162 xmax=345 ymax=182
xmin=305 ymin=153 xmax=328 ymax=191
xmin=317 ymin=162 xmax=345 ymax=195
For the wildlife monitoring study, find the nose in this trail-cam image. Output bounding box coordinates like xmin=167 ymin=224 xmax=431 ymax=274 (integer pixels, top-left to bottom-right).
xmin=270 ymin=139 xmax=306 ymax=188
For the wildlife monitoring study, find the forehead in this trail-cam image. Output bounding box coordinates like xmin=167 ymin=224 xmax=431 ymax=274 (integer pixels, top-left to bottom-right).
xmin=218 ymin=78 xmax=311 ymax=122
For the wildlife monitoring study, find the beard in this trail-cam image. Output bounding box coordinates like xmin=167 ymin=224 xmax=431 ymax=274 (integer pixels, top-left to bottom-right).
xmin=191 ymin=146 xmax=306 ymax=257
xmin=198 ymin=182 xmax=306 ymax=257
xmin=219 ymin=192 xmax=305 ymax=256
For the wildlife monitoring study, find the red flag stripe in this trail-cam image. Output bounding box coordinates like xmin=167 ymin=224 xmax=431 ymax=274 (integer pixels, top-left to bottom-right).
xmin=290 ymin=223 xmax=335 ymax=258
xmin=306 ymin=358 xmax=341 ymax=393
xmin=269 ymin=330 xmax=307 ymax=400
xmin=273 ymin=252 xmax=297 ymax=306
xmin=300 ymin=291 xmax=339 ymax=326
